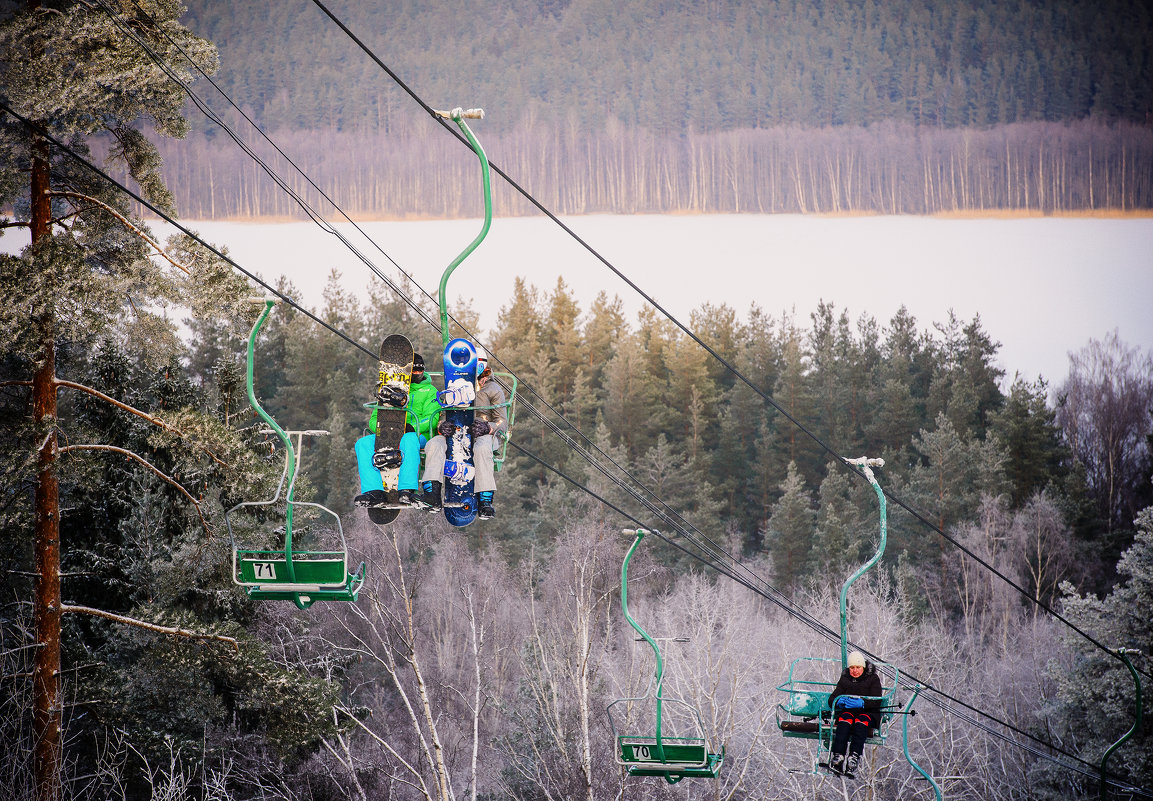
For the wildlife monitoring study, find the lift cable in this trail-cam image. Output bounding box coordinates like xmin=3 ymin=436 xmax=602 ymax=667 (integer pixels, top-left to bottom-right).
xmin=9 ymin=103 xmax=1143 ymax=794
xmin=308 ymin=0 xmax=1150 ymax=684
xmin=116 ymin=0 xmax=450 ymax=320
xmin=1 ymin=100 xmax=377 ymax=362
xmin=102 ymin=0 xmax=737 ymax=575
xmin=94 ymin=0 xmax=446 ymax=336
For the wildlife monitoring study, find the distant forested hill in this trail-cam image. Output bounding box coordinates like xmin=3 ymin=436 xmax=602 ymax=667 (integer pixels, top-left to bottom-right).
xmin=183 ymin=0 xmax=1151 ymax=132
xmin=161 ymin=0 xmax=1153 ymax=217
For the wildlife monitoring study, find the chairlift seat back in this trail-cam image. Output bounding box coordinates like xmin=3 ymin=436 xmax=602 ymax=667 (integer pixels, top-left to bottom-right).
xmin=618 ymin=735 xmax=723 ymax=781
xmin=237 ymin=550 xmax=348 ymax=586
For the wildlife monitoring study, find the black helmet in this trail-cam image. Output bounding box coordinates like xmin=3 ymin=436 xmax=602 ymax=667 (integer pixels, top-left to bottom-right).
xmin=413 ymin=353 xmax=425 ymax=370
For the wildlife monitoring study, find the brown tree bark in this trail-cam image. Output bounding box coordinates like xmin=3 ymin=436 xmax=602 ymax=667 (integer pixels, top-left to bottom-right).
xmin=31 ymin=120 xmax=62 ymax=801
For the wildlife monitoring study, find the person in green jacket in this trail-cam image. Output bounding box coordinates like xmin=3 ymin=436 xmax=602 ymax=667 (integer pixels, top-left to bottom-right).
xmin=354 ymin=352 xmax=442 ymax=508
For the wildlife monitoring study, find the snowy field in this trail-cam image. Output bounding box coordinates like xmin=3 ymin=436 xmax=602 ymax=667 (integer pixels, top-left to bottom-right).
xmin=7 ymin=214 xmax=1152 ymax=387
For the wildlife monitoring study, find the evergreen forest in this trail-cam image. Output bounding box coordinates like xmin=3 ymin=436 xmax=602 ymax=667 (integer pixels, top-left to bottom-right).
xmin=148 ymin=0 xmax=1153 ymax=217
xmin=3 ymin=2 xmax=1153 ymax=801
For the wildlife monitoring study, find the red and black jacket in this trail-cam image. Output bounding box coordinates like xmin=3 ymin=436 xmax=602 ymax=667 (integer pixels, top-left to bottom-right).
xmin=828 ymin=662 xmax=883 ymax=725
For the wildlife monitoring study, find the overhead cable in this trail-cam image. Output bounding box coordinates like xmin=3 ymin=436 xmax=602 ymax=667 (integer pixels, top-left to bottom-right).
xmin=305 ymin=0 xmax=1149 ymax=683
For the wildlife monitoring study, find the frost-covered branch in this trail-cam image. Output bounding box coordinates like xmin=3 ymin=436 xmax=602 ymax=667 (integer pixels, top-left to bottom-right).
xmin=461 ymin=587 xmax=484 ymax=801
xmin=319 ymin=707 xmax=369 ymax=801
xmin=56 ymin=379 xmax=226 ymax=467
xmin=58 ymin=443 xmax=210 ymax=536
xmin=49 ymin=190 xmax=190 ymax=274
xmin=335 ymin=705 xmax=429 ymax=796
xmin=61 ymin=604 xmax=238 ymax=651
xmin=384 ymin=527 xmax=455 ymax=801
xmin=336 ymin=606 xmax=437 ymax=799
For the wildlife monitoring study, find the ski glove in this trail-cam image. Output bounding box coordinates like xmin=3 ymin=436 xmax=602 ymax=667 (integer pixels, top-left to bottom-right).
xmin=469 ymin=420 xmax=491 ymax=438
xmin=836 ymin=696 xmax=864 ymax=709
xmin=437 ymin=420 xmax=457 ymax=437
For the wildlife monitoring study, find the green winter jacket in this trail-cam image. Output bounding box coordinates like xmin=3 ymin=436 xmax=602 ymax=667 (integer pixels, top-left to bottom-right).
xmin=406 ymin=372 xmax=441 ymax=439
xmin=369 ymin=372 xmax=441 ymax=439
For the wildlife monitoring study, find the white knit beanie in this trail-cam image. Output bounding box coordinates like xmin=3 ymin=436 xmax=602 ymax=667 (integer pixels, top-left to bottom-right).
xmin=847 ymin=651 xmax=866 ymax=668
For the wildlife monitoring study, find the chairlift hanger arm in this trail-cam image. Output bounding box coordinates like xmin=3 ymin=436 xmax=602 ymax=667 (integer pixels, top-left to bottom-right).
xmin=1101 ymin=648 xmax=1143 ymax=801
xmin=435 ymin=106 xmax=491 ymax=347
xmin=620 ymin=530 xmax=666 ymax=687
xmin=619 ymin=529 xmax=669 ymax=764
xmin=244 ymin=299 xmax=299 ymax=581
xmin=902 ymin=687 xmax=943 ymax=801
xmin=838 ymin=456 xmax=887 ymax=667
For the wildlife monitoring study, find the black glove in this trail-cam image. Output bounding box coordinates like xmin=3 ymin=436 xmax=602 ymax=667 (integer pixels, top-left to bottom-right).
xmin=469 ymin=420 xmax=491 ymax=438
xmin=437 ymin=419 xmax=457 ymax=437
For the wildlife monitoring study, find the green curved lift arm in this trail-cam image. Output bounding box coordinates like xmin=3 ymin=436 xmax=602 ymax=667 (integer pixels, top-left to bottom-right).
xmin=435 ymin=107 xmax=492 ymax=347
xmin=1100 ymin=648 xmax=1143 ymax=801
xmin=839 ymin=457 xmax=886 ymax=667
xmin=246 ymin=300 xmax=299 ymax=588
xmin=621 ymin=529 xmax=667 ymax=764
xmin=902 ymin=687 xmax=943 ymax=801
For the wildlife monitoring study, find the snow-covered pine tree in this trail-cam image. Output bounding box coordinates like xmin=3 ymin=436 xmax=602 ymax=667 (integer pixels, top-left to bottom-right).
xmin=0 ymin=4 xmax=334 ymax=798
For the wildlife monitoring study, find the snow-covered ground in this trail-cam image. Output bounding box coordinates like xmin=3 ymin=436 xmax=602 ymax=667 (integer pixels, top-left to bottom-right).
xmin=7 ymin=214 xmax=1151 ymax=387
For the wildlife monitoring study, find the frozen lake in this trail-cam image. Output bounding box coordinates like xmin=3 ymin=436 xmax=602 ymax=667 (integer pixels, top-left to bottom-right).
xmin=6 ymin=214 xmax=1152 ymax=387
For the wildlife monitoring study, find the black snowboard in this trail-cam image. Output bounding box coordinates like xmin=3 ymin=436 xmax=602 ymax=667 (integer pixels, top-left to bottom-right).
xmin=369 ymin=334 xmax=413 ymax=525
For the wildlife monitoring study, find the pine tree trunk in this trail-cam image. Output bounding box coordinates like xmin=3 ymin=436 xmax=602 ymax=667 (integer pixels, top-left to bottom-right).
xmin=31 ymin=126 xmax=62 ymax=801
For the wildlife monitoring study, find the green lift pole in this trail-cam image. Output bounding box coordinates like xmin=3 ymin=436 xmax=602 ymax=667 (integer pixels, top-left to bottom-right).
xmin=1100 ymin=648 xmax=1143 ymax=801
xmin=839 ymin=457 xmax=886 ymax=667
xmin=245 ymin=299 xmax=300 ymax=593
xmin=621 ymin=529 xmax=668 ymax=764
xmin=435 ymin=107 xmax=492 ymax=348
xmin=902 ymin=687 xmax=943 ymax=801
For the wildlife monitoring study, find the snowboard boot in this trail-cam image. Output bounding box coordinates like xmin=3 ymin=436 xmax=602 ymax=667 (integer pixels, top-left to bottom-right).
xmin=828 ymin=754 xmax=845 ymax=775
xmin=477 ymin=491 xmax=495 ymax=520
xmin=397 ymin=489 xmax=418 ymax=506
xmin=354 ymin=489 xmax=389 ymax=508
xmin=418 ymin=481 xmax=443 ymax=512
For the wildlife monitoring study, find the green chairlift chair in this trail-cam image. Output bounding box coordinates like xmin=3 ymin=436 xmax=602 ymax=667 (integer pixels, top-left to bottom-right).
xmin=227 ymin=299 xmax=365 ymax=610
xmin=776 ymin=457 xmax=942 ymax=798
xmin=607 ymin=529 xmax=724 ymax=784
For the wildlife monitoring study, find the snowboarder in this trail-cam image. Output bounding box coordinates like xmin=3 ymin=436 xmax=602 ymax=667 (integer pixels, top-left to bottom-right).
xmin=354 ymin=351 xmax=441 ymax=510
xmin=418 ymin=347 xmax=507 ymax=519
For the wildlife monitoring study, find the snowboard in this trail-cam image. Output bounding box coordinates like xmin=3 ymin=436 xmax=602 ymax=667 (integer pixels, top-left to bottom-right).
xmin=440 ymin=338 xmax=478 ymax=527
xmin=370 ymin=334 xmax=414 ymax=525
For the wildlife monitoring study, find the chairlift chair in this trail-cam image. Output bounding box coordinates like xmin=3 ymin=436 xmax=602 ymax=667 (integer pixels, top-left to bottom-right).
xmin=776 ymin=457 xmax=943 ymax=798
xmin=226 ymin=299 xmax=365 ymax=610
xmin=607 ymin=529 xmax=724 ymax=784
xmin=776 ymin=656 xmax=901 ymax=759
